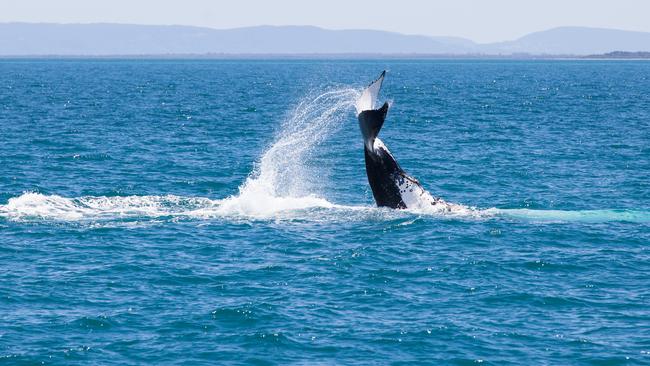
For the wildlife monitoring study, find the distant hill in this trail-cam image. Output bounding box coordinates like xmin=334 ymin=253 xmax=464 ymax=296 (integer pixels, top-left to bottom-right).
xmin=1 ymin=23 xmax=650 ymax=56
xmin=483 ymin=27 xmax=650 ymax=55
xmin=0 ymin=23 xmax=472 ymax=56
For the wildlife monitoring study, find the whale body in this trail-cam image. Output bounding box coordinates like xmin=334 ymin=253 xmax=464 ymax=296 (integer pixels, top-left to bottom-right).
xmin=356 ymin=71 xmax=454 ymax=211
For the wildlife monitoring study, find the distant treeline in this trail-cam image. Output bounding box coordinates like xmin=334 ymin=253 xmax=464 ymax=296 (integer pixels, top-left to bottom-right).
xmin=586 ymin=51 xmax=650 ymax=59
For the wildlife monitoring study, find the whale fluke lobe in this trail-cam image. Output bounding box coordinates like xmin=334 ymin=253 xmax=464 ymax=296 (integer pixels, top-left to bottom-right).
xmin=355 ymin=70 xmax=386 ymax=115
xmin=357 ymin=71 xmax=454 ymax=211
xmin=358 ymin=102 xmax=389 ymax=151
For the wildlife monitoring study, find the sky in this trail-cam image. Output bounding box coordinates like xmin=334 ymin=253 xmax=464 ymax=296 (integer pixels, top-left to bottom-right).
xmin=2 ymin=0 xmax=649 ymax=43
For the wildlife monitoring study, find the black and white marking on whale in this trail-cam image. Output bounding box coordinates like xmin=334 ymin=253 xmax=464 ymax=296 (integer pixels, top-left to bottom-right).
xmin=356 ymin=71 xmax=456 ymax=211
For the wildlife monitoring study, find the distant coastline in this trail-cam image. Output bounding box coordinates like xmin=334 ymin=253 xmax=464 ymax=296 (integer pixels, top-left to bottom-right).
xmin=2 ymin=23 xmax=650 ymax=57
xmin=583 ymin=51 xmax=650 ymax=59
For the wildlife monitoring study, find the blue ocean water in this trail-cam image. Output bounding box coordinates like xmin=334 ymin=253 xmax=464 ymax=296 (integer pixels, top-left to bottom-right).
xmin=0 ymin=59 xmax=649 ymax=365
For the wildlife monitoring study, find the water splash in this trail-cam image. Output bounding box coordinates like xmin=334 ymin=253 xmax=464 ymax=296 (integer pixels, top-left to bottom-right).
xmin=216 ymin=88 xmax=360 ymax=217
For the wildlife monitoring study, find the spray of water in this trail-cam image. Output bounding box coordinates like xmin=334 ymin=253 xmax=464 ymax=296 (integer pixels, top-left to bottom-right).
xmin=216 ymin=88 xmax=360 ymax=217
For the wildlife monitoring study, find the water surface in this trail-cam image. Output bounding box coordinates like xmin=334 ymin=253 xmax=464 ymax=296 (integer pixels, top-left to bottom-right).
xmin=1 ymin=59 xmax=649 ymax=365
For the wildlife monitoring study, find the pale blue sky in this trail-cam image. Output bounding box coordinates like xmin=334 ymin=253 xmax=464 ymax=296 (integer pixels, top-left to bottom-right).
xmin=2 ymin=0 xmax=649 ymax=43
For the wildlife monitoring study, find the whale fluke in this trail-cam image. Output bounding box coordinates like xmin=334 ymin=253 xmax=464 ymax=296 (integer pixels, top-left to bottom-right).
xmin=355 ymin=70 xmax=386 ymax=114
xmin=358 ymin=102 xmax=388 ymax=152
xmin=357 ymin=71 xmax=453 ymax=211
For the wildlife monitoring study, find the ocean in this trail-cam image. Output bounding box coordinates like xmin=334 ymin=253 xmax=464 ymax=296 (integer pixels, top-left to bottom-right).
xmin=0 ymin=59 xmax=649 ymax=365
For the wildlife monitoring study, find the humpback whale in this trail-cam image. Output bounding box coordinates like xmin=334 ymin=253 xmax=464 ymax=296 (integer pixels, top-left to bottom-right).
xmin=356 ymin=71 xmax=455 ymax=211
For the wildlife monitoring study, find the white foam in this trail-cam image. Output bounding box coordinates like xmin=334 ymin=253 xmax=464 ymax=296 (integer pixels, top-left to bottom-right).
xmin=0 ymin=192 xmax=220 ymax=221
xmin=0 ymin=191 xmax=382 ymax=224
xmin=0 ymin=193 xmax=87 ymax=220
xmin=3 ymin=193 xmax=644 ymax=224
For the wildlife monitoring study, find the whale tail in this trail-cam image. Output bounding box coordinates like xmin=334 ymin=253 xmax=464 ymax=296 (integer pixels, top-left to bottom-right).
xmin=355 ymin=70 xmax=386 ymax=115
xmin=357 ymin=71 xmax=389 ymax=151
xmin=358 ymin=102 xmax=389 ymax=151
